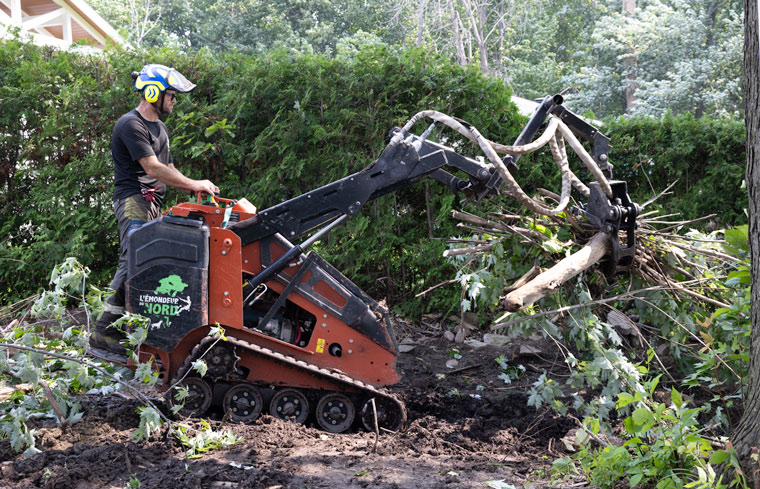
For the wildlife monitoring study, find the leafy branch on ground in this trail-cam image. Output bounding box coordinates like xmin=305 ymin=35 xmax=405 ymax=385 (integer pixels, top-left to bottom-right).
xmin=0 ymin=258 xmax=241 ymax=457
xmin=447 ymin=209 xmax=751 ymax=487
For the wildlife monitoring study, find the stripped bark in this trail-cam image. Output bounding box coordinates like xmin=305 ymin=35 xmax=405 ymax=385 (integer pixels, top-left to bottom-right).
xmin=502 ymin=265 xmax=541 ymax=295
xmin=500 ymin=233 xmax=611 ymax=312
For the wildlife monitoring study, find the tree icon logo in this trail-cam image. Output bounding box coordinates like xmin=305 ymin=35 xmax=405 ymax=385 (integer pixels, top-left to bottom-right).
xmin=154 ymin=275 xmax=188 ymax=297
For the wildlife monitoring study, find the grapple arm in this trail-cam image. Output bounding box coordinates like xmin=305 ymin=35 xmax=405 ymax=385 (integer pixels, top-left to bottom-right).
xmin=229 ymin=95 xmax=642 ymax=273
xmin=228 ymin=130 xmax=499 ymax=246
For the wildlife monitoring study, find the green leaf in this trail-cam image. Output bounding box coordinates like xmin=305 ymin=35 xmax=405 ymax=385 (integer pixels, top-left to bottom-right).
xmin=724 ymin=226 xmax=748 ymax=252
xmin=192 ymin=359 xmax=208 ymax=377
xmin=631 ymin=407 xmax=654 ymax=430
xmin=585 ymin=417 xmax=600 ymax=436
xmin=671 ymin=388 xmax=683 ymax=409
xmin=575 ymin=428 xmax=589 ymax=446
xmin=131 ymin=407 xmax=163 ymax=442
xmin=648 ymin=375 xmax=661 ymax=396
xmin=540 ymin=238 xmax=566 ymax=254
xmin=617 ymin=392 xmax=635 ymax=408
xmin=623 ymin=436 xmax=642 ymax=447
xmin=630 ymin=473 xmax=644 ymax=487
xmin=708 ymin=449 xmax=729 ymax=465
xmin=209 ymin=325 xmax=227 ymax=341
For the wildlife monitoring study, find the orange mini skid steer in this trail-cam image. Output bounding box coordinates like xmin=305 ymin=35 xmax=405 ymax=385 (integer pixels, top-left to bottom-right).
xmin=125 ymin=193 xmax=406 ymax=433
xmin=93 ymin=95 xmax=639 ymax=434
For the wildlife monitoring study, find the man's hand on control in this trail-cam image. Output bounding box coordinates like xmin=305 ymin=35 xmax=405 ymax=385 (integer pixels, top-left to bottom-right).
xmin=190 ymin=179 xmax=219 ymax=196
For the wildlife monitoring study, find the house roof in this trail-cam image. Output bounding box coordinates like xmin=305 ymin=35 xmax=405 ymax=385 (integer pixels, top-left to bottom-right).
xmin=0 ymin=0 xmax=126 ymax=49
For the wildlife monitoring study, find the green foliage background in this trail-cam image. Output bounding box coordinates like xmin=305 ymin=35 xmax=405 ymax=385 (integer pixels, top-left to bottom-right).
xmin=0 ymin=39 xmax=747 ymax=314
xmin=604 ymin=113 xmax=746 ymax=225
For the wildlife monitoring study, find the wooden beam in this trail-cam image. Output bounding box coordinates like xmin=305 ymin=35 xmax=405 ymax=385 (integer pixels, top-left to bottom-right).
xmin=10 ymin=0 xmax=20 ymax=25
xmin=0 ymin=9 xmax=12 ymax=25
xmin=52 ymin=0 xmax=114 ymax=45
xmin=62 ymin=11 xmax=71 ymax=42
xmin=21 ymin=8 xmax=65 ymax=31
xmin=0 ymin=1 xmax=66 ymax=44
xmin=2 ymin=0 xmax=126 ymax=48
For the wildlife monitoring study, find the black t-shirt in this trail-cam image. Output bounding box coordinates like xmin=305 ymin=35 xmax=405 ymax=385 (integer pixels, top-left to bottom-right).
xmin=111 ymin=109 xmax=173 ymax=205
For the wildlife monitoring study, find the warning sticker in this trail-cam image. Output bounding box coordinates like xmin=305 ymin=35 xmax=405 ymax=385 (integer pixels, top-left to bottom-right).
xmin=316 ymin=338 xmax=325 ymax=353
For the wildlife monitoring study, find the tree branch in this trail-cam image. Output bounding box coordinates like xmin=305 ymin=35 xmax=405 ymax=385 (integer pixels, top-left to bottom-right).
xmin=501 ymin=232 xmax=611 ymax=312
xmin=0 ymin=343 xmax=174 ymax=429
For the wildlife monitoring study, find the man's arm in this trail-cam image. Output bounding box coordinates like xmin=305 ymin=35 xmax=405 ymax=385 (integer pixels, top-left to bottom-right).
xmin=166 ymin=163 xmax=195 ymax=193
xmin=138 ymin=156 xmax=218 ymax=195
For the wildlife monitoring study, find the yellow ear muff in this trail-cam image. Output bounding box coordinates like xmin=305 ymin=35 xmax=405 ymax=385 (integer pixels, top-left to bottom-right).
xmin=144 ymin=85 xmax=160 ymax=104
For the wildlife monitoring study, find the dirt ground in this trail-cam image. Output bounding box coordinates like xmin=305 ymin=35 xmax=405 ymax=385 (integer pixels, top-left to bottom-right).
xmin=0 ymin=321 xmax=580 ymax=489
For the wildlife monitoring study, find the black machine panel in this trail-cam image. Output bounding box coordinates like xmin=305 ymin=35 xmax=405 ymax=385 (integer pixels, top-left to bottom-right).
xmin=126 ymin=216 xmax=210 ymax=351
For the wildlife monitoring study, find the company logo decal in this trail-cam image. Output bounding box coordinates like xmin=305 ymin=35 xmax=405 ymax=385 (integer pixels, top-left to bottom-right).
xmin=138 ymin=274 xmax=191 ymax=329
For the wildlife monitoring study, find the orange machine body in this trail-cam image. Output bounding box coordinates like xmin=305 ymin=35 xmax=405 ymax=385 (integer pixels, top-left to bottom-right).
xmin=127 ymin=197 xmax=400 ymax=394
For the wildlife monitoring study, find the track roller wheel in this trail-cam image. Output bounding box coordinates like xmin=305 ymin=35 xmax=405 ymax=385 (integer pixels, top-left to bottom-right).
xmin=223 ymin=384 xmax=264 ymax=423
xmin=316 ymin=393 xmax=355 ymax=433
xmin=169 ymin=377 xmax=213 ymax=417
xmin=360 ymin=397 xmax=405 ymax=433
xmin=205 ymin=343 xmax=239 ymax=379
xmin=269 ymin=389 xmax=309 ymax=424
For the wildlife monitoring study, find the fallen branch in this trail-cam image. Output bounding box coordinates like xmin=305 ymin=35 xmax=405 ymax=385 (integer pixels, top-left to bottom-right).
xmin=455 ymin=223 xmax=548 ymax=245
xmin=414 ymin=278 xmax=459 ymax=298
xmin=569 ymin=415 xmax=610 ymax=448
xmin=444 ymin=362 xmax=484 ymax=375
xmin=442 ymin=242 xmax=498 ymax=257
xmin=39 ymin=379 xmax=68 ymax=428
xmin=451 ymin=210 xmax=511 ymax=232
xmin=648 ymin=214 xmax=717 ymax=234
xmin=641 ymin=180 xmax=678 ymax=208
xmin=638 ymin=230 xmax=727 ymax=243
xmin=453 ymin=214 xmax=550 ymax=242
xmin=487 ymin=212 xmax=522 ymax=221
xmin=637 ymin=261 xmax=731 ymax=309
xmin=491 ymin=278 xmax=725 ymax=331
xmin=0 ymin=343 xmax=175 ymax=430
xmin=503 ymin=265 xmax=542 ymax=294
xmin=500 ymin=232 xmax=611 ymax=312
xmin=665 ymin=239 xmax=742 ymax=264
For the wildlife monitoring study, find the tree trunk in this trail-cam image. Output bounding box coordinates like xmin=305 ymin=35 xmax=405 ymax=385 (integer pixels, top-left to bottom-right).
xmin=447 ymin=0 xmax=467 ymax=67
xmin=496 ymin=0 xmax=504 ymax=71
xmin=129 ymin=0 xmax=162 ymax=49
xmin=416 ymin=0 xmax=428 ymax=47
xmin=462 ymin=0 xmax=489 ymax=75
xmin=477 ymin=2 xmax=489 ymax=75
xmin=424 ymin=183 xmax=435 ymax=239
xmin=465 ymin=22 xmax=473 ymax=61
xmin=622 ymin=0 xmax=637 ymax=113
xmin=732 ymin=0 xmax=760 ymax=485
xmin=501 ymin=233 xmax=610 ymax=312
xmin=695 ymin=0 xmax=722 ymax=118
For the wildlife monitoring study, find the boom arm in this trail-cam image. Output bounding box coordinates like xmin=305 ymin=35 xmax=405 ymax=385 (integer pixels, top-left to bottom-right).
xmin=228 ymin=130 xmax=499 ymax=246
xmin=229 ymin=95 xmax=640 ymax=274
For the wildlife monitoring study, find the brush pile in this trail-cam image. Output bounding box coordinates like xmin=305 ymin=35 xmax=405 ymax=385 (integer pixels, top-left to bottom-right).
xmin=399 ymin=103 xmax=743 ymax=316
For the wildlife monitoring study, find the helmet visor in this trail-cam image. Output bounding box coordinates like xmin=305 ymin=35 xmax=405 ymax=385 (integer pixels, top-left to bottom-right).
xmin=167 ymin=69 xmax=196 ymax=93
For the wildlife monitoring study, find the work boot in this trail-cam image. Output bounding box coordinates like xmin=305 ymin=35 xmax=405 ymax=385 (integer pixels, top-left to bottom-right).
xmin=89 ymin=311 xmax=127 ymax=355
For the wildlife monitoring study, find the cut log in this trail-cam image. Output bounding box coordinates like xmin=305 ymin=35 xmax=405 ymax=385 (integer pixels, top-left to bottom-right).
xmin=503 ymin=265 xmax=542 ymax=294
xmin=501 ymin=232 xmax=611 ymax=312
